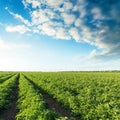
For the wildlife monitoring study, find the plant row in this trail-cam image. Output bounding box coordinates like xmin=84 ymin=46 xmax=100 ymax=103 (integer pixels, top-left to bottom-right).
xmin=0 ymin=73 xmax=16 ymax=84
xmin=24 ymin=72 xmax=120 ymax=119
xmin=0 ymin=73 xmax=18 ymax=110
xmin=0 ymin=72 xmax=16 ymax=78
xmin=16 ymin=74 xmax=67 ymax=120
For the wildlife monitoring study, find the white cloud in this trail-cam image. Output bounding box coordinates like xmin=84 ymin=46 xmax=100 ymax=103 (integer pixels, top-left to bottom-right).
xmin=72 ymin=5 xmax=79 ymax=11
xmin=0 ymin=38 xmax=31 ymax=50
xmin=0 ymin=39 xmax=10 ymax=50
xmin=72 ymin=2 xmax=87 ymax=18
xmin=88 ymin=49 xmax=97 ymax=59
xmin=22 ymin=0 xmax=41 ymax=8
xmin=13 ymin=14 xmax=31 ymax=26
xmin=6 ymin=25 xmax=30 ymax=34
xmin=46 ymin=0 xmax=63 ymax=8
xmin=39 ymin=23 xmax=56 ymax=36
xmin=79 ymin=6 xmax=86 ymax=18
xmin=80 ymin=26 xmax=94 ymax=43
xmin=61 ymin=13 xmax=76 ymax=25
xmin=75 ymin=18 xmax=83 ymax=27
xmin=69 ymin=28 xmax=80 ymax=41
xmin=5 ymin=0 xmax=120 ymax=60
xmin=62 ymin=2 xmax=73 ymax=11
xmin=45 ymin=9 xmax=56 ymax=19
xmin=56 ymin=27 xmax=70 ymax=40
xmin=91 ymin=7 xmax=104 ymax=20
xmin=31 ymin=10 xmax=49 ymax=25
xmin=5 ymin=8 xmax=31 ymax=26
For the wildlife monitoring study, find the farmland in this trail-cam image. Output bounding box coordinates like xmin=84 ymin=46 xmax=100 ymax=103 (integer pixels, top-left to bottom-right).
xmin=0 ymin=72 xmax=120 ymax=120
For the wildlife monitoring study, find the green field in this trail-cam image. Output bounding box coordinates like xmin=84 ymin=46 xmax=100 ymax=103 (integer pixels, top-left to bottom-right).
xmin=0 ymin=72 xmax=120 ymax=120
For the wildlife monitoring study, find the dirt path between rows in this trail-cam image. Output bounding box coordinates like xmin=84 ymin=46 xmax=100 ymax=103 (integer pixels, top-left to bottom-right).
xmin=0 ymin=74 xmax=19 ymax=120
xmin=24 ymin=75 xmax=80 ymax=120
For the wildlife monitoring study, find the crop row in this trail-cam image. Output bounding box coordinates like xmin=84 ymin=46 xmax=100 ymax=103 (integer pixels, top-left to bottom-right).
xmin=16 ymin=74 xmax=67 ymax=120
xmin=24 ymin=72 xmax=120 ymax=119
xmin=0 ymin=72 xmax=12 ymax=79
xmin=0 ymin=73 xmax=18 ymax=110
xmin=0 ymin=73 xmax=16 ymax=84
xmin=0 ymin=72 xmax=13 ymax=77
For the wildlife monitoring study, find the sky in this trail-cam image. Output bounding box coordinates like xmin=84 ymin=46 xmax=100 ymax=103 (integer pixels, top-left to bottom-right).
xmin=0 ymin=0 xmax=120 ymax=71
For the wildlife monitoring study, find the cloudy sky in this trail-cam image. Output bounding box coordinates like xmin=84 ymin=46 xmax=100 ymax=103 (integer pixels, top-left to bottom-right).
xmin=0 ymin=0 xmax=120 ymax=71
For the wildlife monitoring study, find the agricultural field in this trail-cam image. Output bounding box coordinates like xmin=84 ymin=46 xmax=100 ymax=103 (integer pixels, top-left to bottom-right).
xmin=0 ymin=72 xmax=120 ymax=120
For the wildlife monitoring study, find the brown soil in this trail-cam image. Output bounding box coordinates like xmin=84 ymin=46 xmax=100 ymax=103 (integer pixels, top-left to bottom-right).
xmin=0 ymin=74 xmax=19 ymax=120
xmin=43 ymin=93 xmax=72 ymax=118
xmin=24 ymin=75 xmax=80 ymax=120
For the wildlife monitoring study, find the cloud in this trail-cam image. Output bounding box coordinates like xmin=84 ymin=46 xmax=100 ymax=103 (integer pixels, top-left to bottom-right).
xmin=39 ymin=23 xmax=56 ymax=36
xmin=75 ymin=18 xmax=83 ymax=27
xmin=22 ymin=0 xmax=41 ymax=8
xmin=45 ymin=0 xmax=64 ymax=8
xmin=5 ymin=7 xmax=31 ymax=26
xmin=11 ymin=13 xmax=31 ymax=26
xmin=55 ymin=27 xmax=70 ymax=40
xmin=69 ymin=28 xmax=80 ymax=42
xmin=61 ymin=13 xmax=76 ymax=25
xmin=6 ymin=25 xmax=30 ymax=34
xmin=0 ymin=38 xmax=31 ymax=50
xmin=31 ymin=10 xmax=50 ymax=25
xmin=5 ymin=0 xmax=120 ymax=59
xmin=91 ymin=7 xmax=105 ymax=20
xmin=62 ymin=2 xmax=73 ymax=12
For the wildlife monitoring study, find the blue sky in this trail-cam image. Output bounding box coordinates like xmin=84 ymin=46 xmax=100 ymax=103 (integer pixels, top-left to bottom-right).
xmin=0 ymin=0 xmax=120 ymax=71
